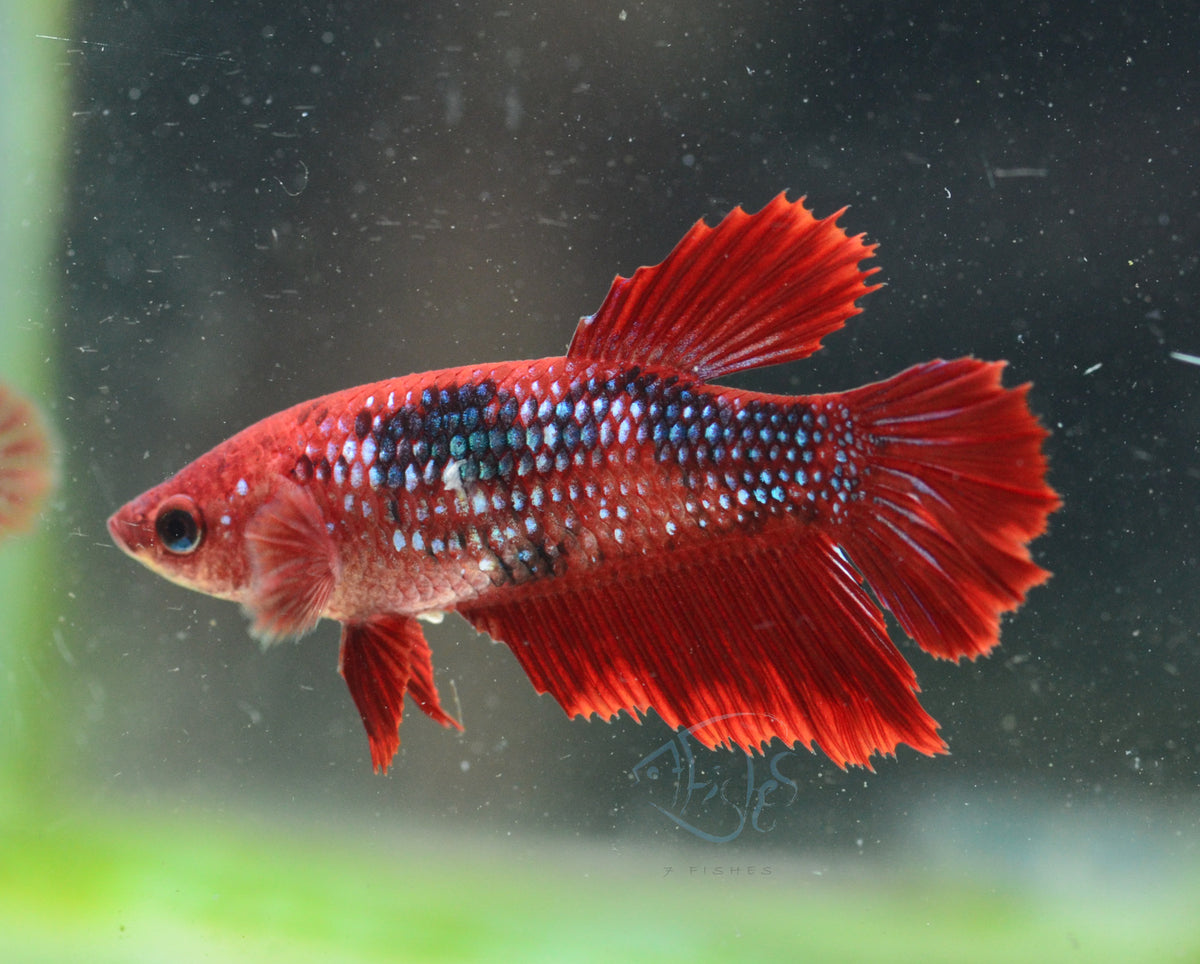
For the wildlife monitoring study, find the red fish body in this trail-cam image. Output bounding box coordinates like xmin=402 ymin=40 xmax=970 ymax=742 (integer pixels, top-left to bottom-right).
xmin=109 ymin=194 xmax=1060 ymax=772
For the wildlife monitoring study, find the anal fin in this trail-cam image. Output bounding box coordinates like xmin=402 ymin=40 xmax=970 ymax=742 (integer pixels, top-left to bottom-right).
xmin=339 ymin=614 xmax=461 ymax=774
xmin=457 ymin=529 xmax=944 ymax=768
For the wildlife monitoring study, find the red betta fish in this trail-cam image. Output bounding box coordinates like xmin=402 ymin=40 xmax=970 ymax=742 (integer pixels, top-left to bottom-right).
xmin=108 ymin=194 xmax=1060 ymax=773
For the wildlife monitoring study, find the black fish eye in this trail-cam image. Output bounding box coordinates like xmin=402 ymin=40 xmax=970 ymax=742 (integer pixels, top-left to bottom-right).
xmin=154 ymin=495 xmax=204 ymax=554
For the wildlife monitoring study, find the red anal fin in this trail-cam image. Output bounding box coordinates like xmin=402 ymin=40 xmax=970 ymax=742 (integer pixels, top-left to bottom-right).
xmin=457 ymin=530 xmax=944 ymax=769
xmin=339 ymin=614 xmax=462 ymax=774
xmin=0 ymin=383 xmax=53 ymax=537
xmin=244 ymin=482 xmax=340 ymax=642
xmin=567 ymin=193 xmax=880 ymax=380
xmin=840 ymin=358 xmax=1062 ymax=660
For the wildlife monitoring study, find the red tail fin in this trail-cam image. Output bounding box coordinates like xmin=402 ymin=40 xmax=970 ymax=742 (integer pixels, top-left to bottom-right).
xmin=839 ymin=358 xmax=1060 ymax=661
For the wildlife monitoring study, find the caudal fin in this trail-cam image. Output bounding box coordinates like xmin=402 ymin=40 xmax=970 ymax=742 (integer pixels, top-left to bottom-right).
xmin=839 ymin=358 xmax=1060 ymax=661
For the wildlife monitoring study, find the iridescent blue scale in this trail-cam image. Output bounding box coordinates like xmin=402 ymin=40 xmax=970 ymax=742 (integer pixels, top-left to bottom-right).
xmin=313 ymin=364 xmax=871 ymax=584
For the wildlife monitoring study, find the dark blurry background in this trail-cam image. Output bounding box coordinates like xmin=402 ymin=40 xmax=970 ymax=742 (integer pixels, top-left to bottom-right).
xmin=55 ymin=1 xmax=1196 ymax=854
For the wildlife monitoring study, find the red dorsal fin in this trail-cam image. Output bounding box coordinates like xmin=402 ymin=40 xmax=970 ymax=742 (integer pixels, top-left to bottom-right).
xmin=567 ymin=192 xmax=880 ymax=380
xmin=838 ymin=358 xmax=1061 ymax=660
xmin=244 ymin=483 xmax=340 ymax=642
xmin=457 ymin=528 xmax=944 ymax=768
xmin=339 ymin=614 xmax=462 ymax=774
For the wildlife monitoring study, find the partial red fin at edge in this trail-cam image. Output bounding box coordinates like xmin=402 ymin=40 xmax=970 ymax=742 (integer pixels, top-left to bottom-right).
xmin=339 ymin=614 xmax=462 ymax=774
xmin=244 ymin=483 xmax=340 ymax=643
xmin=458 ymin=529 xmax=945 ymax=769
xmin=839 ymin=358 xmax=1061 ymax=661
xmin=0 ymin=383 xmax=54 ymax=537
xmin=567 ymin=192 xmax=881 ymax=381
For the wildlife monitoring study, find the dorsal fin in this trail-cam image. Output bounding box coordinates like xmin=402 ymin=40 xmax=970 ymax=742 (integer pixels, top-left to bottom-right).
xmin=567 ymin=192 xmax=881 ymax=381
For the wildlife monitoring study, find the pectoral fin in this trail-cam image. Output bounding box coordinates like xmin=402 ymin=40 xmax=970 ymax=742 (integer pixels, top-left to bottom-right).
xmin=244 ymin=482 xmax=340 ymax=642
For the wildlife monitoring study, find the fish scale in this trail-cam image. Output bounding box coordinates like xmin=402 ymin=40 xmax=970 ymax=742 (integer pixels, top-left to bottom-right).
xmin=290 ymin=360 xmax=866 ymax=619
xmin=109 ymin=193 xmax=1059 ymax=774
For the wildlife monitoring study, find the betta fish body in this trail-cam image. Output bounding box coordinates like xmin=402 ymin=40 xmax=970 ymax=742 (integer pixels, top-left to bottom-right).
xmin=109 ymin=194 xmax=1060 ymax=772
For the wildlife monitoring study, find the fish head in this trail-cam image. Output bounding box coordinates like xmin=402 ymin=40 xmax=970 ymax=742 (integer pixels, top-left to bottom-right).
xmin=107 ymin=427 xmax=291 ymax=605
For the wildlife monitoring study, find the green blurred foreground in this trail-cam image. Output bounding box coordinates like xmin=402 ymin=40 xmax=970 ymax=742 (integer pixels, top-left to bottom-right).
xmin=2 ymin=808 xmax=1197 ymax=963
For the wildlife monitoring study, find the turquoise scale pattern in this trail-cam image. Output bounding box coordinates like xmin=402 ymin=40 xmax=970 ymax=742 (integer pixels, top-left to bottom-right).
xmin=291 ymin=362 xmax=869 ymax=594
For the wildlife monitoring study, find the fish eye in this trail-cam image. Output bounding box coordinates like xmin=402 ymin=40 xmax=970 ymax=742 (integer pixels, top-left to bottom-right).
xmin=154 ymin=495 xmax=204 ymax=555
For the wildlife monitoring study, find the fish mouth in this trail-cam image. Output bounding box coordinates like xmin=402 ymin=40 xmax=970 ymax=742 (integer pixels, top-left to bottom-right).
xmin=107 ymin=508 xmax=151 ymax=556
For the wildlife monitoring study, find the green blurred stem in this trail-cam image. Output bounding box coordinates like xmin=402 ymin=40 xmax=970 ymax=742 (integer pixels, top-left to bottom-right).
xmin=0 ymin=1 xmax=69 ymax=818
